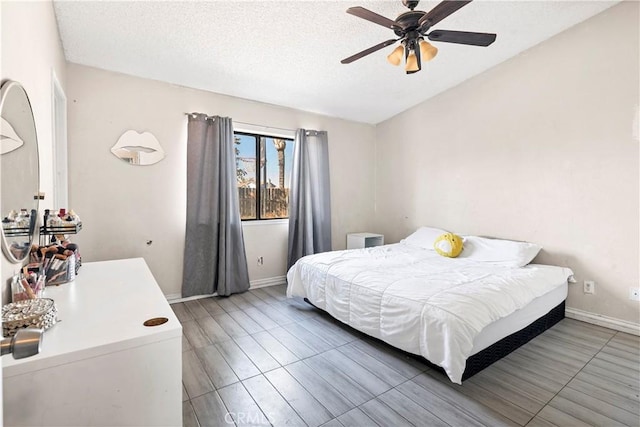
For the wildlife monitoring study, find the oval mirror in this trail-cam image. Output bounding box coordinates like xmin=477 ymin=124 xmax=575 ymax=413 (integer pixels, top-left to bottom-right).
xmin=0 ymin=80 xmax=40 ymax=263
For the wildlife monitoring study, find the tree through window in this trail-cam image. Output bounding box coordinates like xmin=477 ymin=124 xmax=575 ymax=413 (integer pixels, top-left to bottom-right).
xmin=234 ymin=132 xmax=294 ymax=220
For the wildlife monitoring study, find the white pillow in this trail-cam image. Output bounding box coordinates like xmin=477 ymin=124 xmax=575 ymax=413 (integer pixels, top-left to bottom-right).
xmin=400 ymin=227 xmax=449 ymax=250
xmin=459 ymin=236 xmax=541 ymax=267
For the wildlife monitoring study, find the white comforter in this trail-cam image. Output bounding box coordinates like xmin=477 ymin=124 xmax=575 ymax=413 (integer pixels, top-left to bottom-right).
xmin=286 ymin=243 xmax=573 ymax=384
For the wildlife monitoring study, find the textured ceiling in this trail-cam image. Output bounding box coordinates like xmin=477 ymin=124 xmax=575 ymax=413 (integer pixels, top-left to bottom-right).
xmin=53 ymin=1 xmax=619 ymax=124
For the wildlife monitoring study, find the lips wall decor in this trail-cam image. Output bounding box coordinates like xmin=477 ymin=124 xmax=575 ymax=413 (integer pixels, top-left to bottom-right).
xmin=111 ymin=130 xmax=165 ymax=165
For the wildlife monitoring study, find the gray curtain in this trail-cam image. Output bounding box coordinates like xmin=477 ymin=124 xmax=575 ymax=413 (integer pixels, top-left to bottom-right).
xmin=182 ymin=114 xmax=250 ymax=297
xmin=287 ymin=129 xmax=332 ymax=269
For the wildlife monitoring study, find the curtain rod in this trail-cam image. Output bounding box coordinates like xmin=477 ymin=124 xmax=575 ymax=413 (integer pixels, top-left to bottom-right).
xmin=185 ymin=112 xmax=215 ymax=120
xmin=235 ymin=120 xmax=298 ymax=134
xmin=184 ymin=112 xmax=318 ymax=135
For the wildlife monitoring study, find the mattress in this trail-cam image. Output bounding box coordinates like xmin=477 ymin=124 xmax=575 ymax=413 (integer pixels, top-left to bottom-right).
xmin=287 ymin=243 xmax=573 ymax=384
xmin=470 ymin=282 xmax=567 ymax=354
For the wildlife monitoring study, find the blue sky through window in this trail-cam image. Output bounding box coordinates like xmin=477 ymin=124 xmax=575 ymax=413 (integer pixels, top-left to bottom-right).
xmin=236 ymin=134 xmax=294 ymax=188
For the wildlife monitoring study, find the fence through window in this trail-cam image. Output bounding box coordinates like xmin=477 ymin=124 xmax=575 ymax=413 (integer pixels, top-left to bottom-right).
xmin=234 ymin=132 xmax=294 ymax=220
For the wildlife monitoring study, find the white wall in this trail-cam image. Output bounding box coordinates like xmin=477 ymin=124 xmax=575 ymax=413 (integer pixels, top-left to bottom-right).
xmin=242 ymin=221 xmax=289 ymax=287
xmin=374 ymin=2 xmax=639 ymax=324
xmin=65 ymin=64 xmax=377 ymax=297
xmin=0 ymin=0 xmax=67 ymax=299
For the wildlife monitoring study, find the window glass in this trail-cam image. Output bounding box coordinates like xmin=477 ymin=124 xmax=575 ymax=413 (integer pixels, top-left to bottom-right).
xmin=235 ymin=134 xmax=257 ymax=220
xmin=235 ymin=132 xmax=293 ymax=220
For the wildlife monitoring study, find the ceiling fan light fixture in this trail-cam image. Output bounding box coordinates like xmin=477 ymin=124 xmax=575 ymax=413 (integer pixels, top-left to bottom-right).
xmin=405 ymin=50 xmax=419 ymax=72
xmin=342 ymin=1 xmax=496 ymax=75
xmin=419 ymin=39 xmax=438 ymax=62
xmin=386 ymin=45 xmax=404 ymax=66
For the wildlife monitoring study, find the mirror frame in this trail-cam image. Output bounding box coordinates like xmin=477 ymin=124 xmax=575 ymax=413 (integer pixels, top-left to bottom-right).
xmin=111 ymin=130 xmax=166 ymax=165
xmin=0 ymin=80 xmax=40 ymax=263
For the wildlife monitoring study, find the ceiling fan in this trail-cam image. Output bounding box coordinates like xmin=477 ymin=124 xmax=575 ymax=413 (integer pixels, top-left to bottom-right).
xmin=341 ymin=0 xmax=496 ymax=74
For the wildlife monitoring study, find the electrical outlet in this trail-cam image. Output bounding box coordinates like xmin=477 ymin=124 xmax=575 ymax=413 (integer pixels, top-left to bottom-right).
xmin=584 ymin=280 xmax=595 ymax=294
xmin=257 ymin=256 xmax=263 ymax=266
xmin=630 ymin=288 xmax=640 ymax=301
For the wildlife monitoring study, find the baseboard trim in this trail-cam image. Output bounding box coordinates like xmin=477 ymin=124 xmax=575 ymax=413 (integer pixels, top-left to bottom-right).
xmin=165 ymin=293 xmax=182 ymax=302
xmin=166 ymin=293 xmax=215 ymax=304
xmin=565 ymin=307 xmax=640 ymax=336
xmin=166 ymin=276 xmax=287 ymax=304
xmin=249 ymin=276 xmax=287 ymax=289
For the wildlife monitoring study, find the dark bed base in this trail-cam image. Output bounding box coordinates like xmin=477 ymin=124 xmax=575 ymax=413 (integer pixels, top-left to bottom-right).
xmin=303 ymin=298 xmax=565 ymax=382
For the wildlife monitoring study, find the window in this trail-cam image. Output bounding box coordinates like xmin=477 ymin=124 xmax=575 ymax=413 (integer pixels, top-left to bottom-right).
xmin=234 ymin=132 xmax=294 ymax=220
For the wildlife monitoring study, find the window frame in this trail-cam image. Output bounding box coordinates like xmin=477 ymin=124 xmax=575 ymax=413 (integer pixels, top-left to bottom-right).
xmin=234 ymin=130 xmax=294 ymax=222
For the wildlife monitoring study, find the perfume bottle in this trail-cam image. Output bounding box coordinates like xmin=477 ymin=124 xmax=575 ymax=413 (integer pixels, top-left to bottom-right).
xmin=48 ymin=211 xmax=61 ymax=227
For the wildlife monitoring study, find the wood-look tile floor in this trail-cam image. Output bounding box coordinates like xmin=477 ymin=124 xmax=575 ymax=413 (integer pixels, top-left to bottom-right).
xmin=173 ymin=284 xmax=640 ymax=427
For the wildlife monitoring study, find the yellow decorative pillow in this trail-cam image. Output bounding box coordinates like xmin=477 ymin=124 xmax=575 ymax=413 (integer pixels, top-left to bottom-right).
xmin=434 ymin=233 xmax=464 ymax=258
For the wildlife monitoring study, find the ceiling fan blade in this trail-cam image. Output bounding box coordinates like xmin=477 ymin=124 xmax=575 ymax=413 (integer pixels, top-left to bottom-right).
xmin=428 ymin=30 xmax=496 ymax=46
xmin=418 ymin=1 xmax=473 ymax=29
xmin=341 ymin=39 xmax=399 ymax=64
xmin=347 ymin=7 xmax=400 ymax=30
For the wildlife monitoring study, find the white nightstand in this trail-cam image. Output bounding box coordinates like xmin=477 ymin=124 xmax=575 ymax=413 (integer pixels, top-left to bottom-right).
xmin=347 ymin=232 xmax=384 ymax=249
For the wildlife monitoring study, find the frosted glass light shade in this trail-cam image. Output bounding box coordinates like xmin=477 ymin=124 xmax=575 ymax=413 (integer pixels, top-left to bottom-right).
xmin=419 ymin=40 xmax=438 ymax=62
xmin=386 ymin=45 xmax=404 ymax=66
xmin=405 ymin=51 xmax=419 ymax=72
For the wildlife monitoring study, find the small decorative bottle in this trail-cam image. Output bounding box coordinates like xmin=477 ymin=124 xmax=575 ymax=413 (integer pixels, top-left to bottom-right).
xmin=48 ymin=211 xmax=61 ymax=227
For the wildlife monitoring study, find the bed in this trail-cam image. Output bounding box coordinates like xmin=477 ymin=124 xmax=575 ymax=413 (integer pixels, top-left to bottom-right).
xmin=286 ymin=228 xmax=573 ymax=384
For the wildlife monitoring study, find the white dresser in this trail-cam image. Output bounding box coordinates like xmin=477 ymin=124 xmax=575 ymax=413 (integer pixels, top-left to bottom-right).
xmin=2 ymin=258 xmax=182 ymax=426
